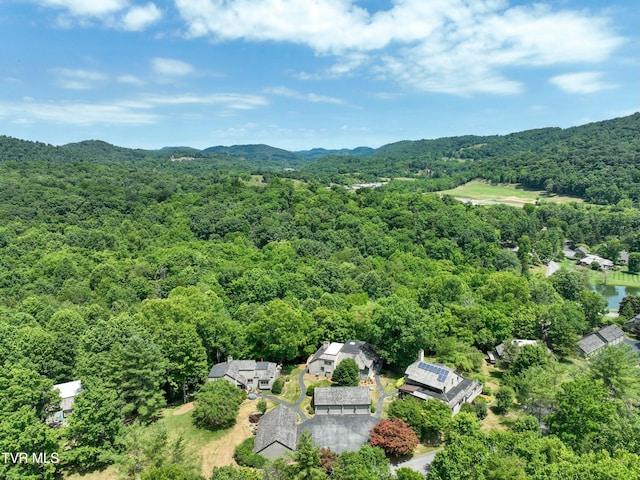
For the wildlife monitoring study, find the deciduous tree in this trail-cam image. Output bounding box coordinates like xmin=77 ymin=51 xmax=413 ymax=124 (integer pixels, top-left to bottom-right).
xmin=369 ymin=418 xmax=419 ymax=459
xmin=192 ymin=380 xmax=243 ymax=430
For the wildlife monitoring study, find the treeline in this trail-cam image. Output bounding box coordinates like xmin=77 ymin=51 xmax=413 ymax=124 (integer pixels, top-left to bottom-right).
xmin=294 ymin=113 xmax=640 ymax=205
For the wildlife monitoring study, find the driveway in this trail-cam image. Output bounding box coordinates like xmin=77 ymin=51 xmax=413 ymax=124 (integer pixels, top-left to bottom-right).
xmin=624 ymin=337 xmax=640 ymax=355
xmin=298 ymin=414 xmax=378 ymax=453
xmin=391 ymin=450 xmax=440 ymax=476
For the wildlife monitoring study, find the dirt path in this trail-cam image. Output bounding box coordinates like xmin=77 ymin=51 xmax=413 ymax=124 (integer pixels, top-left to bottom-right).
xmin=199 ymin=401 xmax=255 ymax=476
xmin=173 ymin=402 xmax=194 ymax=415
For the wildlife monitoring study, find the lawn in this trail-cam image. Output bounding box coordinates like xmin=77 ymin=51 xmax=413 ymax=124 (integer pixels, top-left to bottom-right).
xmin=439 ymin=180 xmax=583 ymax=207
xmin=159 ymin=404 xmax=228 ymax=450
xmin=587 ymin=269 xmax=640 ymax=287
xmin=378 ymin=370 xmax=403 ymax=395
xmin=279 ymin=367 xmax=303 ymax=403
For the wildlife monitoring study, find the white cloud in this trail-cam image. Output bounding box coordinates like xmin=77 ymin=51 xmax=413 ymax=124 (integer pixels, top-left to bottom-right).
xmin=550 ymin=71 xmax=618 ymax=94
xmin=117 ymin=74 xmax=145 ymax=85
xmin=174 ymin=0 xmax=625 ymax=95
xmin=266 ymin=86 xmax=343 ymax=104
xmin=33 ymin=0 xmax=161 ymax=31
xmin=144 ymin=93 xmax=268 ymax=110
xmin=151 ymin=57 xmax=195 ymax=76
xmin=36 ymin=0 xmax=128 ymax=17
xmin=121 ymin=3 xmax=162 ymax=31
xmin=54 ymin=68 xmax=108 ymax=89
xmin=0 ymin=99 xmax=158 ymax=125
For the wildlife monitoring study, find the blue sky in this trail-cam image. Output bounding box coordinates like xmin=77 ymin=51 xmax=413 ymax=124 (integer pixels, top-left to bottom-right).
xmin=1 ymin=0 xmax=638 ymax=151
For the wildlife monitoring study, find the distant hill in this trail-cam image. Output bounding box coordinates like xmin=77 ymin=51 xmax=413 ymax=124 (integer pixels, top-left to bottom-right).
xmin=159 ymin=146 xmax=200 ymax=152
xmin=202 ymin=144 xmax=302 ymax=167
xmin=295 ymin=147 xmax=375 ymax=159
xmin=295 ymin=113 xmax=640 ymax=205
xmin=2 ymin=113 xmax=639 ymax=204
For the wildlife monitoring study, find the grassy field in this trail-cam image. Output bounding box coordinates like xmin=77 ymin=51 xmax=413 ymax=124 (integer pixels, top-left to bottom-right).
xmin=280 ymin=371 xmax=303 ymax=403
xmin=439 ymin=180 xmax=583 ymax=207
xmin=588 ymin=269 xmax=640 ymax=287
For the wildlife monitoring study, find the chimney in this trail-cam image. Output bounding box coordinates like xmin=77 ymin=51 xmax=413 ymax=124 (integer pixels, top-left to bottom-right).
xmin=418 ymin=349 xmax=424 ymax=362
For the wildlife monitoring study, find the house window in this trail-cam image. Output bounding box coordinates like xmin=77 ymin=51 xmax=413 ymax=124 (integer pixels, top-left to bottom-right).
xmin=324 ymin=360 xmax=333 ymax=366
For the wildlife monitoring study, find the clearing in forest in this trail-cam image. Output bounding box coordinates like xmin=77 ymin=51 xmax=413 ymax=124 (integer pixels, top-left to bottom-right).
xmin=439 ymin=180 xmax=583 ymax=207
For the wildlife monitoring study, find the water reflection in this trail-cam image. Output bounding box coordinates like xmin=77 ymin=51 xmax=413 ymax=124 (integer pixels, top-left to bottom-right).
xmin=589 ymin=284 xmax=640 ymax=310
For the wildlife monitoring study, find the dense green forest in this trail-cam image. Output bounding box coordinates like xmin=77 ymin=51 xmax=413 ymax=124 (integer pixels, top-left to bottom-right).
xmin=0 ymin=118 xmax=639 ymax=480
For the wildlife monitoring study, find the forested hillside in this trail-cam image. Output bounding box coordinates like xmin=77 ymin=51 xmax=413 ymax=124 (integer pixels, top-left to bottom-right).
xmin=0 ymin=121 xmax=639 ymax=479
xmin=295 ymin=113 xmax=640 ymax=205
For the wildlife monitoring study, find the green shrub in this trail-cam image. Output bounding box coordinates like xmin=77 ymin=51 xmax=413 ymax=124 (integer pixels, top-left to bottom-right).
xmin=474 ymin=398 xmax=488 ymax=420
xmin=192 ymin=380 xmax=244 ymax=430
xmin=234 ymin=437 xmax=266 ymax=469
xmin=256 ymin=398 xmax=267 ymax=414
xmin=306 ymin=385 xmax=315 ymax=397
xmin=271 ymin=377 xmax=284 ymax=395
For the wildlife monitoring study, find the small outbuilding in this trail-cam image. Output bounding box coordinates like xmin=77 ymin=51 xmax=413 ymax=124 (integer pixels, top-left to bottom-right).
xmin=253 ymin=405 xmax=298 ymax=460
xmin=313 ymin=386 xmax=371 ymax=415
xmin=578 ymin=324 xmax=625 ymax=357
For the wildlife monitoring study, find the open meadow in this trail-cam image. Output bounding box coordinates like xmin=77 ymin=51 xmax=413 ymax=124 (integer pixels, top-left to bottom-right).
xmin=439 ymin=180 xmax=583 ymax=207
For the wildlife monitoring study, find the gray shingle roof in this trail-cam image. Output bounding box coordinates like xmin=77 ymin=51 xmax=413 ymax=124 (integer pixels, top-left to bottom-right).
xmin=578 ymin=324 xmax=625 ymax=356
xmin=208 ymin=359 xmax=278 ymax=385
xmin=596 ymin=324 xmax=624 ymax=343
xmin=578 ymin=333 xmax=606 ymax=355
xmin=313 ymin=387 xmax=370 ymax=407
xmin=254 ymin=405 xmax=297 ymax=454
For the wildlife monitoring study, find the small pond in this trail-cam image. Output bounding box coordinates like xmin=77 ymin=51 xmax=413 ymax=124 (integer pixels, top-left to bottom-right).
xmin=589 ymin=284 xmax=640 ymax=311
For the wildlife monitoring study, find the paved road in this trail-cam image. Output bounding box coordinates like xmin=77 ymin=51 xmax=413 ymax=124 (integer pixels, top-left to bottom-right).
xmin=391 ymin=450 xmax=440 ymax=476
xmin=624 ymin=337 xmax=640 ymax=354
xmin=546 ymin=260 xmax=560 ymax=277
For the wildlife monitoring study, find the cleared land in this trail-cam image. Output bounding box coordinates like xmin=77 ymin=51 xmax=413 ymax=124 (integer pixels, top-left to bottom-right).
xmin=439 ymin=180 xmax=583 ymax=207
xmin=588 ymin=269 xmax=640 ymax=287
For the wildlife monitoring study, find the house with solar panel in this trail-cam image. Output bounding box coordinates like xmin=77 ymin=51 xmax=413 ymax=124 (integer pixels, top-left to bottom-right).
xmin=207 ymin=357 xmax=280 ymax=391
xmin=307 ymin=340 xmax=382 ymax=380
xmin=399 ymin=350 xmax=482 ymax=414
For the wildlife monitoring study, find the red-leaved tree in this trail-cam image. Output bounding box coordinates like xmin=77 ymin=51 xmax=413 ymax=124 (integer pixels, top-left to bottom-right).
xmin=369 ymin=417 xmax=419 ymax=458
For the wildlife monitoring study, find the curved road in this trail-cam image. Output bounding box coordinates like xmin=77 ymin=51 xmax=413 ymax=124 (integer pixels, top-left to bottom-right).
xmin=391 ymin=450 xmax=441 ymax=476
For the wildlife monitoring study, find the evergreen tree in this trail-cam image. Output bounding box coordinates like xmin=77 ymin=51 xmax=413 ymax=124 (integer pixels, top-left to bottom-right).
xmin=331 ymin=358 xmax=359 ymax=386
xmin=108 ymin=335 xmax=167 ymax=422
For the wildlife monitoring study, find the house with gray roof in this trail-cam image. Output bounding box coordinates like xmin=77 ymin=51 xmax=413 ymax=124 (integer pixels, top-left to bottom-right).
xmin=308 ymin=340 xmax=382 ymax=380
xmin=313 ymin=386 xmax=371 ymax=415
xmin=579 ymin=254 xmax=614 ymax=269
xmin=574 ymin=246 xmax=589 ymax=259
xmin=578 ymin=324 xmax=625 ymax=357
xmin=47 ymin=380 xmax=82 ymax=426
xmin=399 ymin=350 xmax=481 ymax=415
xmin=625 ymin=313 xmax=640 ymax=334
xmin=253 ymin=405 xmax=298 ymax=459
xmin=494 ymin=339 xmax=539 ymax=361
xmin=207 ymin=357 xmax=279 ymax=390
